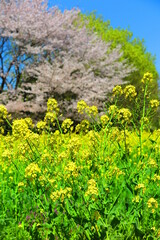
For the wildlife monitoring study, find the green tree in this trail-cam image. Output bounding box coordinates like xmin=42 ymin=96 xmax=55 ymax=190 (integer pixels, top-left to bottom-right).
xmin=79 ymin=12 xmax=159 ymax=98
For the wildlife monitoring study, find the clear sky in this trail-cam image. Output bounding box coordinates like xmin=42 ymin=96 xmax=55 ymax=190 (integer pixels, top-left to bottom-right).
xmin=49 ymin=0 xmax=160 ymax=77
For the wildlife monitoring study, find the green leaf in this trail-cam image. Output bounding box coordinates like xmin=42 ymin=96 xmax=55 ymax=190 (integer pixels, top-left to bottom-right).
xmin=65 ymin=199 xmax=77 ymax=217
xmin=85 ymin=229 xmax=91 ymax=240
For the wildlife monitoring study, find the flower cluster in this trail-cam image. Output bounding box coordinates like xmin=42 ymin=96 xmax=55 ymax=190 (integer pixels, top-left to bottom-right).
xmin=41 ymin=150 xmax=52 ymax=165
xmin=109 ymin=166 xmax=125 ymax=179
xmin=68 ymin=136 xmax=82 ymax=153
xmin=38 ymin=175 xmax=47 ymax=187
xmin=18 ymin=182 xmax=25 ymax=192
xmin=147 ymin=198 xmax=158 ymax=213
xmin=12 ymin=119 xmax=32 ymax=138
xmin=135 ymin=183 xmax=146 ymax=194
xmin=85 ymin=106 xmax=98 ymax=117
xmin=64 ymin=161 xmax=79 ymax=178
xmin=77 ymin=100 xmax=98 ymax=117
xmin=24 ymin=118 xmax=34 ymax=129
xmin=65 ymin=161 xmax=77 ymax=172
xmin=18 ymin=182 xmax=25 ymax=187
xmin=44 ymin=98 xmax=59 ymax=125
xmin=0 ymin=105 xmax=8 ymax=123
xmin=132 ymin=195 xmax=142 ymax=203
xmin=87 ymin=130 xmax=100 ymax=146
xmin=117 ymin=108 xmax=132 ymax=124
xmin=61 ymin=118 xmax=74 ymax=133
xmin=75 ymin=120 xmax=90 ymax=134
xmin=112 ymin=85 xmax=123 ymax=96
xmin=44 ymin=112 xmax=56 ymax=125
xmin=148 ymin=159 xmax=158 ymax=168
xmin=25 ymin=163 xmax=41 ymax=180
xmin=57 ymin=151 xmax=69 ymax=163
xmin=100 ymin=115 xmax=110 ymax=127
xmin=108 ymin=105 xmax=118 ymax=117
xmin=47 ymin=98 xmax=59 ymax=113
xmin=141 ymin=72 xmax=153 ymax=84
xmin=140 ymin=117 xmax=149 ymax=125
xmin=36 ymin=120 xmax=47 ymax=133
xmin=50 ymin=187 xmax=72 ymax=202
xmin=123 ymin=85 xmax=137 ymax=100
xmin=85 ymin=179 xmax=98 ymax=197
xmin=0 ymin=105 xmax=11 ymax=134
xmin=65 ymin=135 xmax=82 ymax=159
xmin=149 ymin=99 xmax=159 ymax=109
xmin=77 ymin=100 xmax=88 ymax=114
xmin=2 ymin=149 xmax=13 ymax=162
xmin=152 ymin=174 xmax=160 ymax=182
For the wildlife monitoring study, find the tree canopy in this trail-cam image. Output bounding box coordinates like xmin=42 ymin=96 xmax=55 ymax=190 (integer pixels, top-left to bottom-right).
xmin=79 ymin=12 xmax=159 ymax=97
xmin=0 ymin=0 xmax=137 ymax=122
xmin=0 ymin=0 xmax=135 ymax=95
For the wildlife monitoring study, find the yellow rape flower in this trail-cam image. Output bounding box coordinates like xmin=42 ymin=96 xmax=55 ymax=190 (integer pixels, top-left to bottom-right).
xmin=47 ymin=98 xmax=59 ymax=113
xmin=25 ymin=163 xmax=41 ymax=179
xmin=75 ymin=120 xmax=90 ymax=134
xmin=65 ymin=161 xmax=77 ymax=172
xmin=48 ymin=178 xmax=56 ymax=186
xmin=57 ymin=151 xmax=69 ymax=163
xmin=61 ymin=118 xmax=74 ymax=133
xmin=12 ymin=119 xmax=31 ymax=138
xmin=18 ymin=182 xmax=25 ymax=192
xmin=85 ymin=179 xmax=98 ymax=197
xmin=86 ymin=105 xmax=98 ymax=117
xmin=141 ymin=72 xmax=153 ymax=84
xmin=2 ymin=149 xmax=12 ymax=161
xmin=147 ymin=198 xmax=158 ymax=213
xmin=108 ymin=105 xmax=118 ymax=116
xmin=24 ymin=118 xmax=34 ymax=129
xmin=123 ymin=85 xmax=137 ymax=100
xmin=18 ymin=182 xmax=25 ymax=187
xmin=64 ymin=161 xmax=79 ymax=178
xmin=140 ymin=117 xmax=149 ymax=125
xmin=44 ymin=112 xmax=56 ymax=124
xmin=117 ymin=108 xmax=132 ymax=124
xmin=110 ymin=166 xmax=125 ymax=179
xmin=150 ymin=99 xmax=159 ymax=108
xmin=36 ymin=121 xmax=47 ymax=133
xmin=0 ymin=126 xmax=4 ymax=134
xmin=151 ymin=226 xmax=156 ymax=231
xmin=87 ymin=130 xmax=100 ymax=145
xmin=132 ymin=195 xmax=142 ymax=203
xmin=148 ymin=159 xmax=158 ymax=168
xmin=112 ymin=85 xmax=123 ymax=96
xmin=77 ymin=100 xmax=88 ymax=114
xmin=39 ymin=175 xmax=47 ymax=187
xmin=135 ymin=183 xmax=146 ymax=193
xmin=100 ymin=115 xmax=110 ymax=127
xmin=50 ymin=187 xmax=72 ymax=202
xmin=0 ymin=105 xmax=8 ymax=121
xmin=152 ymin=174 xmax=160 ymax=181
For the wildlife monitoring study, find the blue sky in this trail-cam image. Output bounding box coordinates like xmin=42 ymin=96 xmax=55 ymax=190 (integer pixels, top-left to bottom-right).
xmin=49 ymin=0 xmax=160 ymax=76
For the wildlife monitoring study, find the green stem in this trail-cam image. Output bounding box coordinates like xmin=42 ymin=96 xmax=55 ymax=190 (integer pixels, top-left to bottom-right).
xmin=5 ymin=118 xmax=12 ymax=128
xmin=124 ymin=124 xmax=128 ymax=157
xmin=139 ymin=84 xmax=148 ymax=158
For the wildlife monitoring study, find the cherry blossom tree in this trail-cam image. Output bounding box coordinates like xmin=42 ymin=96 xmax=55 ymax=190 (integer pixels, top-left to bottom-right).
xmin=0 ymin=0 xmax=136 ymax=121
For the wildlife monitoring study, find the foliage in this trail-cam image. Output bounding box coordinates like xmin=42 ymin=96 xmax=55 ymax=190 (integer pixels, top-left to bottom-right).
xmin=0 ymin=73 xmax=160 ymax=239
xmin=79 ymin=11 xmax=159 ymax=97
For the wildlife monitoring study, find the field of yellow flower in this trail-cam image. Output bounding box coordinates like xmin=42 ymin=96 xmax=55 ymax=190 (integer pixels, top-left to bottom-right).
xmin=0 ymin=73 xmax=160 ymax=239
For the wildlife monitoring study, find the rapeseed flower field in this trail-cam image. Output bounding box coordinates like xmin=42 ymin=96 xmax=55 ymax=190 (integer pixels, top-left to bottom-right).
xmin=0 ymin=73 xmax=160 ymax=239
